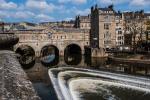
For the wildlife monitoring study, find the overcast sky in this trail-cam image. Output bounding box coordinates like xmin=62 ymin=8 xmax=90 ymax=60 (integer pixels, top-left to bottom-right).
xmin=0 ymin=0 xmax=150 ymax=23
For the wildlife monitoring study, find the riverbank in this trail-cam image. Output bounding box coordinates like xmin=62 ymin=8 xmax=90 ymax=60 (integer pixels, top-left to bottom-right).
xmin=108 ymin=54 xmax=150 ymax=65
xmin=0 ymin=50 xmax=40 ymax=100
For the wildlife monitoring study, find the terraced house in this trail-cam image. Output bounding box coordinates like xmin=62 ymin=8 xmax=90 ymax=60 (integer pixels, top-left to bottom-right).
xmin=89 ymin=5 xmax=150 ymax=52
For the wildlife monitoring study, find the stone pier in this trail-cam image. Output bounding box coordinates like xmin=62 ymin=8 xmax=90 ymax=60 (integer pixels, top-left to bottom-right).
xmin=91 ymin=48 xmax=108 ymax=57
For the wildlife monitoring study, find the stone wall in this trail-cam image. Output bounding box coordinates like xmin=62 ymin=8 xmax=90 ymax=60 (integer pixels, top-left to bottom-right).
xmin=0 ymin=50 xmax=40 ymax=100
xmin=91 ymin=48 xmax=108 ymax=57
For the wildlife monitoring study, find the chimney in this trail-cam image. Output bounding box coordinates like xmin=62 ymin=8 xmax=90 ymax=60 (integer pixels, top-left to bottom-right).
xmin=95 ymin=4 xmax=98 ymax=9
xmin=108 ymin=4 xmax=114 ymax=10
xmin=91 ymin=6 xmax=94 ymax=12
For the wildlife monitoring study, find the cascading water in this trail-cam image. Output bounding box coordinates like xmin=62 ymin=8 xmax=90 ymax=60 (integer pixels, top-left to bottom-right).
xmin=49 ymin=67 xmax=150 ymax=100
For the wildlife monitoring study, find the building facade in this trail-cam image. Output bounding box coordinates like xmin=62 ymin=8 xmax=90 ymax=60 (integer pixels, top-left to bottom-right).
xmin=90 ymin=5 xmax=116 ymax=49
xmin=123 ymin=11 xmax=150 ymax=46
xmin=115 ymin=12 xmax=124 ymax=46
xmin=74 ymin=15 xmax=91 ymax=29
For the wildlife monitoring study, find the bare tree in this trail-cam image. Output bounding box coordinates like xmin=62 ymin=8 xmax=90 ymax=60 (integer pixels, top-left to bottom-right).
xmin=124 ymin=11 xmax=145 ymax=53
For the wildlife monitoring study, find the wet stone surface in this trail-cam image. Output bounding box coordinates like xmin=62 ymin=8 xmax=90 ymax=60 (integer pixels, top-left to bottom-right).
xmin=0 ymin=50 xmax=40 ymax=100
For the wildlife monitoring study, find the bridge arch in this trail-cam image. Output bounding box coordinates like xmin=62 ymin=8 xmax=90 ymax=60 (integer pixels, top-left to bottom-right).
xmin=64 ymin=43 xmax=82 ymax=65
xmin=15 ymin=45 xmax=35 ymax=69
xmin=64 ymin=43 xmax=81 ymax=55
xmin=40 ymin=44 xmax=59 ymax=66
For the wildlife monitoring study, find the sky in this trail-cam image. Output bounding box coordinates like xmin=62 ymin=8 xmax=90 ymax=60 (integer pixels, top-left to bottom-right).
xmin=0 ymin=0 xmax=150 ymax=23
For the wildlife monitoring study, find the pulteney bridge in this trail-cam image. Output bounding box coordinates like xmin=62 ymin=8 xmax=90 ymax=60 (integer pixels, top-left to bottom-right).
xmin=14 ymin=28 xmax=90 ymax=58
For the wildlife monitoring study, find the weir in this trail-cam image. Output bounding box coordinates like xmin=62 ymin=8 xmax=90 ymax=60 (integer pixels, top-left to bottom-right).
xmin=49 ymin=67 xmax=150 ymax=100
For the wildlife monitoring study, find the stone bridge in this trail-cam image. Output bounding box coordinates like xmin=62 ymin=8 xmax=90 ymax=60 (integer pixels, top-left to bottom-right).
xmin=14 ymin=28 xmax=90 ymax=57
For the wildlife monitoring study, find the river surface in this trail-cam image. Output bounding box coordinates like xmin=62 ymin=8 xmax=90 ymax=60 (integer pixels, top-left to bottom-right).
xmin=23 ymin=55 xmax=150 ymax=100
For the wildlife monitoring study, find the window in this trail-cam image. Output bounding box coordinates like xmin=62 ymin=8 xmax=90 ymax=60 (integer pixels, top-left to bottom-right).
xmin=104 ymin=31 xmax=111 ymax=39
xmin=115 ymin=16 xmax=120 ymax=20
xmin=104 ymin=23 xmax=109 ymax=30
xmin=116 ymin=23 xmax=119 ymax=26
xmin=118 ymin=31 xmax=122 ymax=35
xmin=104 ymin=16 xmax=109 ymax=20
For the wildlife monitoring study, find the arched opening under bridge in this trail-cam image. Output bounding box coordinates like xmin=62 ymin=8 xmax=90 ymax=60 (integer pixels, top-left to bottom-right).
xmin=64 ymin=44 xmax=82 ymax=65
xmin=16 ymin=45 xmax=35 ymax=69
xmin=40 ymin=45 xmax=59 ymax=67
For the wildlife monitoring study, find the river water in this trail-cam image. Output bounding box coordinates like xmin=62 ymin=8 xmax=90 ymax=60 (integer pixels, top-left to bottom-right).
xmin=22 ymin=55 xmax=150 ymax=100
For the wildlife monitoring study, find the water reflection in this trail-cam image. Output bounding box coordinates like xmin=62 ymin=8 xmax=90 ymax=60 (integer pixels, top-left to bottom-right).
xmin=105 ymin=60 xmax=150 ymax=76
xmin=64 ymin=44 xmax=82 ymax=65
xmin=40 ymin=45 xmax=59 ymax=67
xmin=16 ymin=45 xmax=35 ymax=69
xmin=24 ymin=55 xmax=150 ymax=100
xmin=17 ymin=48 xmax=150 ymax=76
xmin=64 ymin=54 xmax=82 ymax=65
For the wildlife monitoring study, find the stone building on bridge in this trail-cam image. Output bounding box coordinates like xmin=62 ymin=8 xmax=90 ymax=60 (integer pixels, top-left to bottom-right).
xmin=74 ymin=15 xmax=91 ymax=29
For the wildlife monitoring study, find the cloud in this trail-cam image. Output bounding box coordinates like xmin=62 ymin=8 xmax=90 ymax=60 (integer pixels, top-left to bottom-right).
xmin=130 ymin=0 xmax=150 ymax=7
xmin=58 ymin=0 xmax=87 ymax=4
xmin=59 ymin=6 xmax=90 ymax=16
xmin=0 ymin=10 xmax=10 ymax=18
xmin=35 ymin=14 xmax=54 ymax=22
xmin=75 ymin=8 xmax=90 ymax=15
xmin=98 ymin=0 xmax=150 ymax=7
xmin=145 ymin=11 xmax=150 ymax=13
xmin=14 ymin=11 xmax=35 ymax=19
xmin=0 ymin=0 xmax=17 ymax=10
xmin=26 ymin=0 xmax=56 ymax=12
xmin=98 ymin=0 xmax=129 ymax=5
xmin=64 ymin=17 xmax=74 ymax=21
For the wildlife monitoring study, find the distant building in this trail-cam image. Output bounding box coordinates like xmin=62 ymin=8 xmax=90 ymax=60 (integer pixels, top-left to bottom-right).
xmin=39 ymin=20 xmax=75 ymax=28
xmin=39 ymin=22 xmax=58 ymax=27
xmin=1 ymin=22 xmax=37 ymax=32
xmin=0 ymin=22 xmax=4 ymax=32
xmin=145 ymin=13 xmax=150 ymax=42
xmin=123 ymin=11 xmax=149 ymax=46
xmin=59 ymin=21 xmax=75 ymax=28
xmin=90 ymin=5 xmax=116 ymax=49
xmin=74 ymin=15 xmax=91 ymax=29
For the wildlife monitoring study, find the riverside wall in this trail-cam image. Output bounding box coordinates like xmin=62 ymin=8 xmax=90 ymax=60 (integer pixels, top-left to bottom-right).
xmin=0 ymin=33 xmax=40 ymax=100
xmin=0 ymin=50 xmax=40 ymax=100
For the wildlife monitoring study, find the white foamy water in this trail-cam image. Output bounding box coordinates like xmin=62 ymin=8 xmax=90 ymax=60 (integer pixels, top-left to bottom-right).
xmin=48 ymin=68 xmax=65 ymax=100
xmin=48 ymin=67 xmax=150 ymax=100
xmin=69 ymin=78 xmax=150 ymax=100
